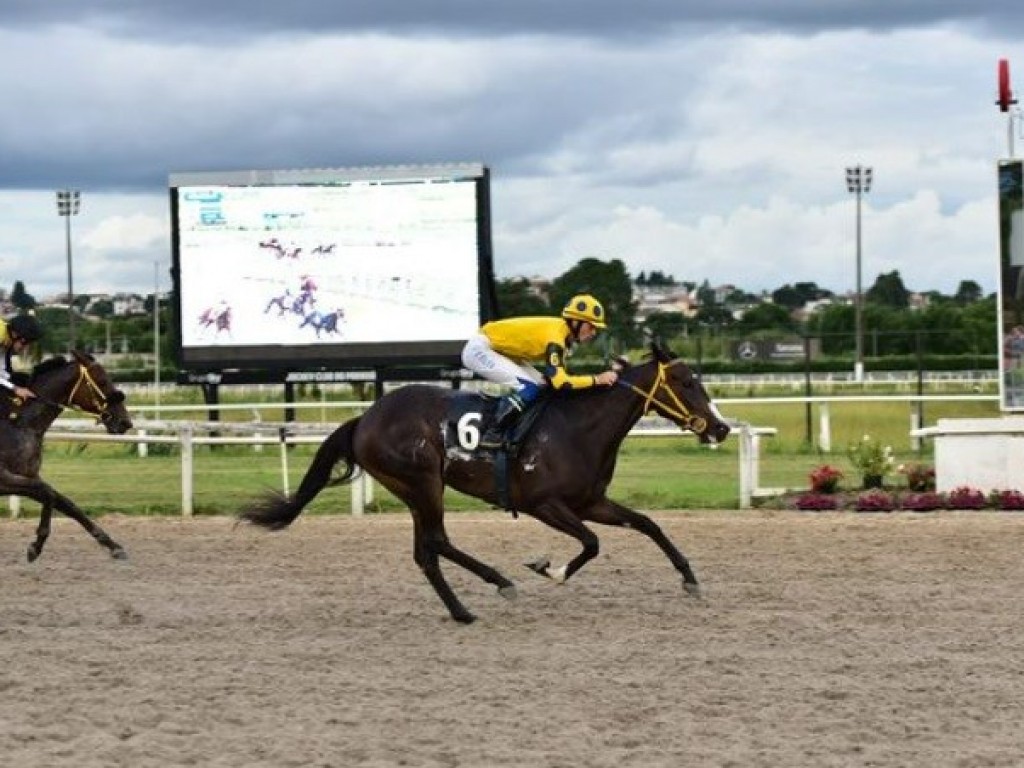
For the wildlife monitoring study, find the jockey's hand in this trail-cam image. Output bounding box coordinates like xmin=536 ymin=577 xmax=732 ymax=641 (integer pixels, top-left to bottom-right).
xmin=13 ymin=386 xmax=36 ymax=400
xmin=594 ymin=370 xmax=619 ymax=386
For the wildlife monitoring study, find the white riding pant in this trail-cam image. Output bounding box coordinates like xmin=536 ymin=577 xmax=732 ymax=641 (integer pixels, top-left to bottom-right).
xmin=461 ymin=334 xmax=544 ymax=397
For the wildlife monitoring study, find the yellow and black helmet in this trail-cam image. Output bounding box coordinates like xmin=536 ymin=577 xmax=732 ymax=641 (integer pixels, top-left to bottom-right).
xmin=561 ymin=294 xmax=607 ymax=328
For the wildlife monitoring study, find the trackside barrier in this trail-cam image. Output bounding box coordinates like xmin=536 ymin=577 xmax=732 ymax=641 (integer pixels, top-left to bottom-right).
xmin=123 ymin=394 xmax=998 ymax=453
xmin=8 ymin=421 xmax=773 ymax=516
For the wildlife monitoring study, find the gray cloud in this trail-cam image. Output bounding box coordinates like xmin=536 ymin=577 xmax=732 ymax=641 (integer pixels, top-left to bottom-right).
xmin=2 ymin=1 xmax=1023 ymax=41
xmin=0 ymin=2 xmax=1016 ymax=299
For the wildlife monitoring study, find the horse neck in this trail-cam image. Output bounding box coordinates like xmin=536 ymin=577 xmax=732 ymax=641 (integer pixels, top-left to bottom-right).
xmin=15 ymin=399 xmax=64 ymax=433
xmin=555 ymin=381 xmax=647 ymax=451
xmin=24 ymin=365 xmax=78 ymax=432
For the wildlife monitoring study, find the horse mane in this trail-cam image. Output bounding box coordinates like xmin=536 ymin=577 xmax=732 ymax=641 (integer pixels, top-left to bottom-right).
xmin=30 ymin=356 xmax=69 ymax=380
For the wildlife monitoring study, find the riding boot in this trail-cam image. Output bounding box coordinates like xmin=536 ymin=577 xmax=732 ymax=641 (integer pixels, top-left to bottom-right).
xmin=479 ymin=394 xmax=524 ymax=449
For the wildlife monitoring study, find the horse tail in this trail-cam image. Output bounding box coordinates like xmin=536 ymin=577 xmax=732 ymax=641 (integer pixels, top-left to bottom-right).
xmin=238 ymin=417 xmax=361 ymax=530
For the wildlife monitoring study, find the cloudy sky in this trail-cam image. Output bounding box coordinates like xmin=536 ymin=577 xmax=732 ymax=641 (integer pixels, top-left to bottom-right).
xmin=1 ymin=1 xmax=1021 ymax=301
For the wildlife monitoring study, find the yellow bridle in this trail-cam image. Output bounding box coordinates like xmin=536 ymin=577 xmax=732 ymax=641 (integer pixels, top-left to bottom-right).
xmin=619 ymin=360 xmax=709 ymax=434
xmin=65 ymin=363 xmax=115 ymax=421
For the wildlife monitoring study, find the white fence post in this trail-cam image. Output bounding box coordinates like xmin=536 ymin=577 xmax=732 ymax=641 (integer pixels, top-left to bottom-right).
xmin=278 ymin=428 xmax=290 ymax=497
xmin=350 ymin=472 xmax=365 ymax=515
xmin=8 ymin=495 xmax=21 ymax=518
xmin=819 ymin=403 xmax=831 ymax=453
xmin=738 ymin=424 xmax=754 ymax=508
xmin=180 ymin=423 xmax=194 ymax=517
xmin=363 ymin=473 xmax=374 ymax=507
xmin=137 ymin=428 xmax=148 ymax=458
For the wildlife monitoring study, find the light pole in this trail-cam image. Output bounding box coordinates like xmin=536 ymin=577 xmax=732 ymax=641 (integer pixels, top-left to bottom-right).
xmin=55 ymin=188 xmax=81 ymax=351
xmin=845 ymin=165 xmax=872 ymax=382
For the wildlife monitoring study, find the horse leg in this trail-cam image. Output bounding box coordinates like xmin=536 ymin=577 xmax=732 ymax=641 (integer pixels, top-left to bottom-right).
xmin=585 ymin=498 xmax=701 ymax=597
xmin=410 ymin=518 xmax=478 ymax=625
xmin=387 ymin=475 xmax=514 ymax=623
xmin=27 ymin=500 xmax=54 ymax=563
xmin=48 ymin=487 xmax=127 ymax=560
xmin=523 ymin=500 xmax=600 ymax=584
xmin=432 ymin=535 xmax=518 ymax=601
xmin=0 ymin=473 xmax=56 ymax=562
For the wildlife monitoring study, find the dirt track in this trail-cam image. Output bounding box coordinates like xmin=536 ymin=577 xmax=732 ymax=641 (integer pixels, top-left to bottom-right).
xmin=2 ymin=511 xmax=1024 ymax=767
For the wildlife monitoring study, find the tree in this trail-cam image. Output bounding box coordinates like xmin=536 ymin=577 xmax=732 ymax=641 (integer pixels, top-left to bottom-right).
xmin=549 ymin=258 xmax=638 ymax=349
xmin=736 ymin=302 xmax=795 ymax=332
xmin=695 ymin=280 xmax=717 ymax=310
xmin=643 ymin=311 xmax=689 ymax=341
xmin=9 ymin=281 xmax=36 ymax=311
xmin=866 ymin=271 xmax=910 ymax=309
xmin=89 ymin=299 xmax=115 ymax=319
xmin=771 ymin=285 xmax=804 ymax=310
xmin=953 ymin=280 xmax=983 ymax=306
xmin=494 ymin=278 xmax=548 ymax=318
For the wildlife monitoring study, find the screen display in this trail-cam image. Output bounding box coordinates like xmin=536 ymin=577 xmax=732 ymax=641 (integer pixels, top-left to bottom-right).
xmin=170 ymin=166 xmax=493 ymax=375
xmin=999 ymin=159 xmax=1024 ymax=410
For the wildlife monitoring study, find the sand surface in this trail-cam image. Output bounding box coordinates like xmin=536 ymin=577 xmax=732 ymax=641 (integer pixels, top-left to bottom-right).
xmin=2 ymin=510 xmax=1024 ymax=767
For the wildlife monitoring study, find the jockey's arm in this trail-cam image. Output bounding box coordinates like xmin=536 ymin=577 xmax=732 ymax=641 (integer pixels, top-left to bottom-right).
xmin=543 ymin=343 xmax=601 ymax=390
xmin=0 ymin=371 xmax=35 ymax=400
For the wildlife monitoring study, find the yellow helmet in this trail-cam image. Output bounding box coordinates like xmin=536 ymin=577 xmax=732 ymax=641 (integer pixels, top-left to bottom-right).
xmin=561 ymin=294 xmax=607 ymax=328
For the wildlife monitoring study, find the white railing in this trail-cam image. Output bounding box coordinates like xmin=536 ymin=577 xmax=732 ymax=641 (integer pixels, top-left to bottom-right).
xmin=13 ymin=390 xmax=994 ymax=517
xmin=11 ymin=416 xmax=774 ymax=515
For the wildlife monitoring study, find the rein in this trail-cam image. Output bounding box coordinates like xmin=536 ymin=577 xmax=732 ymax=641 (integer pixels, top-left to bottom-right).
xmin=617 ymin=360 xmax=709 ymax=434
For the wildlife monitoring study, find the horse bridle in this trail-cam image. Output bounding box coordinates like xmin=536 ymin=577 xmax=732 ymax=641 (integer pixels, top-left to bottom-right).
xmin=618 ymin=360 xmax=709 ymax=434
xmin=61 ymin=362 xmax=125 ymax=426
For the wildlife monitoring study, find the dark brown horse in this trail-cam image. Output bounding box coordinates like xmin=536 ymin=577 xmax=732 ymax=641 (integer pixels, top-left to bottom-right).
xmin=1 ymin=350 xmax=133 ymax=562
xmin=239 ymin=340 xmax=731 ymax=623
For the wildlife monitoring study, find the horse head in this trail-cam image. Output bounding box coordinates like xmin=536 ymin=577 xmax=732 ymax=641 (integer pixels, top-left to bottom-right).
xmin=619 ymin=340 xmax=731 ymax=445
xmin=32 ymin=351 xmax=133 ymax=434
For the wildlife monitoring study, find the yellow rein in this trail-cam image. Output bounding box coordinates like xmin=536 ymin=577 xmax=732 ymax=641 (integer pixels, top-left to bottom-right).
xmin=620 ymin=361 xmax=708 ymax=432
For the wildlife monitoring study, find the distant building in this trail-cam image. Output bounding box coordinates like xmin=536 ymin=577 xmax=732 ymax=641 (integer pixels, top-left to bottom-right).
xmin=634 ymin=284 xmax=698 ymax=322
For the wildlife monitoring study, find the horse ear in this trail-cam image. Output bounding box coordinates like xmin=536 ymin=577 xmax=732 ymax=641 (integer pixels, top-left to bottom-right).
xmin=612 ymin=355 xmax=632 ymax=372
xmin=649 ymin=337 xmax=674 ymax=363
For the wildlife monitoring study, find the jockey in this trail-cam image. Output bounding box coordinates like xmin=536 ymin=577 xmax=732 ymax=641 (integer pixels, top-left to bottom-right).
xmin=0 ymin=313 xmax=42 ymax=402
xmin=461 ymin=293 xmax=619 ymax=448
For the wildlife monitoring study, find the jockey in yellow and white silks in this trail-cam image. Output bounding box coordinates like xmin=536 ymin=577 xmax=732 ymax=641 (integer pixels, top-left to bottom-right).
xmin=461 ymin=294 xmax=619 ymax=448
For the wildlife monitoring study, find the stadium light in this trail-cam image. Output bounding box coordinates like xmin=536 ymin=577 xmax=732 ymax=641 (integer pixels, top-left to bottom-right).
xmin=55 ymin=189 xmax=81 ymax=351
xmin=845 ymin=166 xmax=872 ymax=383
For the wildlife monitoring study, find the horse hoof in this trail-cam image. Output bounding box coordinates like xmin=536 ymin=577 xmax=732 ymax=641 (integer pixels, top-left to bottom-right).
xmin=524 ymin=557 xmax=550 ymax=576
xmin=26 ymin=546 xmax=40 ymax=563
xmin=498 ymin=585 xmax=518 ymax=601
xmin=683 ymin=582 xmax=703 ymax=599
xmin=453 ymin=612 xmax=477 ymax=625
xmin=110 ymin=548 xmax=129 ymax=561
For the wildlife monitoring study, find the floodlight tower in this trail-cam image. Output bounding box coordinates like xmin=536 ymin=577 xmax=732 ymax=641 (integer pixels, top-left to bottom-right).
xmin=55 ymin=188 xmax=81 ymax=351
xmin=845 ymin=165 xmax=872 ymax=383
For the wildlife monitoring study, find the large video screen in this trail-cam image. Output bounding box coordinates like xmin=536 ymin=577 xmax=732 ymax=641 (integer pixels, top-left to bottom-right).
xmin=170 ymin=164 xmax=494 ymax=376
xmin=998 ymin=159 xmax=1024 ymax=410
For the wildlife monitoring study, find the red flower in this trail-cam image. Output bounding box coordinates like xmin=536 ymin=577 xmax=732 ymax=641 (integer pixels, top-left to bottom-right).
xmin=809 ymin=465 xmax=844 ymax=494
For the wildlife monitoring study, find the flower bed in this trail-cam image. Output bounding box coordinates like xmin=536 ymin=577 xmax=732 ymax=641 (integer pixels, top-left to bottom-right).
xmin=854 ymin=489 xmax=896 ymax=512
xmin=989 ymin=489 xmax=1024 ymax=510
xmin=946 ymin=486 xmax=987 ymax=510
xmin=900 ymin=492 xmax=946 ymax=512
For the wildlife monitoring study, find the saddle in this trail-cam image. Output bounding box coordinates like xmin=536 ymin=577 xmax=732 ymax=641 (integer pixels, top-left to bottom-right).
xmin=444 ymin=393 xmax=550 ymax=513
